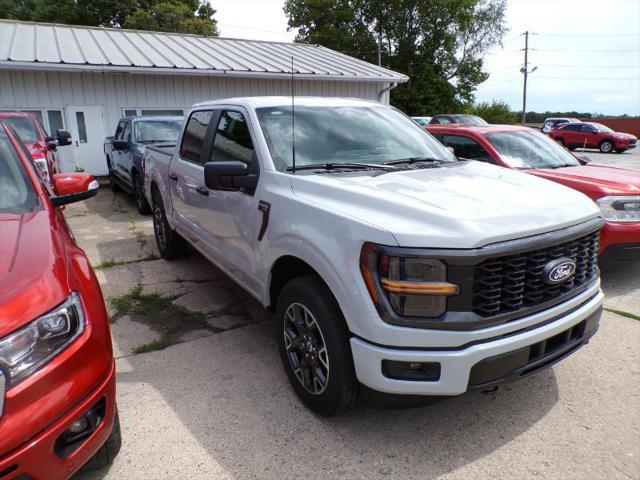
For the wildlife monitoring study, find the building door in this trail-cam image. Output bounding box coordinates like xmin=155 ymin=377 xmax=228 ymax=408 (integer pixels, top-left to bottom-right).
xmin=65 ymin=106 xmax=107 ymax=175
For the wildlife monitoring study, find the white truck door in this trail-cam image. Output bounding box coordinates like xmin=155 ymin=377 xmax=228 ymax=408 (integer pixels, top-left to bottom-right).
xmin=197 ymin=108 xmax=261 ymax=293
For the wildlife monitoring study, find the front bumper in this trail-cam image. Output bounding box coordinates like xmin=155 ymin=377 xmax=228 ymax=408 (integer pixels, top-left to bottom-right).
xmin=351 ymin=287 xmax=603 ymax=396
xmin=600 ymin=221 xmax=640 ymax=260
xmin=0 ymin=360 xmax=116 ymax=480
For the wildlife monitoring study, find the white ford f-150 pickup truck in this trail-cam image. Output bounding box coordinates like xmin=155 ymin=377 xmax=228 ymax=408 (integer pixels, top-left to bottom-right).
xmin=144 ymin=97 xmax=604 ymax=415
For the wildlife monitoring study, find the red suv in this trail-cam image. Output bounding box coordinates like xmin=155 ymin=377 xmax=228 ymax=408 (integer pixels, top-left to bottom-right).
xmin=0 ymin=121 xmax=120 ymax=479
xmin=424 ymin=124 xmax=640 ymax=261
xmin=0 ymin=112 xmax=72 ymax=182
xmin=549 ymin=121 xmax=637 ymax=153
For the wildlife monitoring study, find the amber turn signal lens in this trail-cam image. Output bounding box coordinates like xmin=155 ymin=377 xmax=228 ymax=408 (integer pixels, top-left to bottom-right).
xmin=380 ymin=279 xmax=459 ymax=296
xmin=360 ymin=265 xmax=380 ymax=304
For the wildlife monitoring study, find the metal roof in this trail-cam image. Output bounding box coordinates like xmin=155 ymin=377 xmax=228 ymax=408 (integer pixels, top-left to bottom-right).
xmin=0 ymin=20 xmax=408 ymax=83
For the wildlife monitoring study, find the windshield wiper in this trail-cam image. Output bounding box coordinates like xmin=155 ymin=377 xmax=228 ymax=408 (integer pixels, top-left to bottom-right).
xmin=286 ymin=162 xmax=397 ymax=172
xmin=383 ymin=156 xmax=446 ymax=165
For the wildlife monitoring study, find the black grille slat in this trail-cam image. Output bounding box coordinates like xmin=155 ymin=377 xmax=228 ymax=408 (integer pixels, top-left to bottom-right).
xmin=472 ymin=231 xmax=599 ymax=317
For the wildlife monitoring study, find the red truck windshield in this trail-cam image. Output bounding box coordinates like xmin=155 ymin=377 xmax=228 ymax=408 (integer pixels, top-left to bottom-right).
xmin=1 ymin=117 xmax=39 ymax=143
xmin=0 ymin=128 xmax=40 ymax=214
xmin=485 ymin=130 xmax=580 ymax=170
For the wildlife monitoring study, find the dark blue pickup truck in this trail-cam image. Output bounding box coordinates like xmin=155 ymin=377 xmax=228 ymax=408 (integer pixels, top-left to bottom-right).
xmin=104 ymin=116 xmax=183 ymax=213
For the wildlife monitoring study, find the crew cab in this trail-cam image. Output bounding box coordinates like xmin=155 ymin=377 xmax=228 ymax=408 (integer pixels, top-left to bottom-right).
xmin=0 ymin=111 xmax=71 ymax=182
xmin=0 ymin=121 xmax=120 ymax=478
xmin=549 ymin=121 xmax=637 ymax=153
xmin=105 ymin=116 xmax=182 ymax=213
xmin=424 ymin=124 xmax=640 ymax=261
xmin=145 ymin=97 xmax=604 ymax=415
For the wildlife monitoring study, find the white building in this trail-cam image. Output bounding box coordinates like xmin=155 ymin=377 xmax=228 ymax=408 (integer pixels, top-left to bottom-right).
xmin=0 ymin=19 xmax=407 ymax=175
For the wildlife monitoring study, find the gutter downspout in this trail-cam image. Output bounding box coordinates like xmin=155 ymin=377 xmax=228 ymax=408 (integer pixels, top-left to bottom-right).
xmin=378 ymin=82 xmax=398 ymax=104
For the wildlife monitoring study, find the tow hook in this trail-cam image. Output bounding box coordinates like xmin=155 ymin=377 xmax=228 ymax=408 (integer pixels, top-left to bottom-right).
xmin=481 ymin=386 xmax=499 ymax=395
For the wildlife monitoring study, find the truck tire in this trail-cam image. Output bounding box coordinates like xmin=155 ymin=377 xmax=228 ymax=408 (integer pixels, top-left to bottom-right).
xmin=133 ymin=174 xmax=151 ymax=215
xmin=81 ymin=407 xmax=122 ymax=471
xmin=152 ymin=189 xmax=187 ymax=260
xmin=277 ymin=275 xmax=359 ymax=415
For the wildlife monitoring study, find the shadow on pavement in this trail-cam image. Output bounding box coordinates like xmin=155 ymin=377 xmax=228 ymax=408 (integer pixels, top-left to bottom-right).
xmin=77 ymin=321 xmax=560 ymax=480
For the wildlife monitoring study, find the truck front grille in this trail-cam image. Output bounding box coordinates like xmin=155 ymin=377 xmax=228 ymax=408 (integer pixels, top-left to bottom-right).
xmin=472 ymin=231 xmax=599 ymax=317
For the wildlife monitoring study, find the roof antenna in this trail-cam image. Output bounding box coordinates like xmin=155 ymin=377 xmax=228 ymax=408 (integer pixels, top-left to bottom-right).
xmin=290 ymin=55 xmax=296 ymax=173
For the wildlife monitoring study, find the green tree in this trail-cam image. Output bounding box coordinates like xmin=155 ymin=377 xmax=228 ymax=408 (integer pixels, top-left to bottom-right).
xmin=284 ymin=0 xmax=507 ymax=115
xmin=2 ymin=0 xmax=218 ymax=35
xmin=466 ymin=100 xmax=517 ymax=124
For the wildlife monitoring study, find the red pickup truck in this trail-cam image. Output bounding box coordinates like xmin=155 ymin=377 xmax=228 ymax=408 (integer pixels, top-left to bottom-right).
xmin=0 ymin=112 xmax=71 ymax=182
xmin=424 ymin=124 xmax=640 ymax=261
xmin=0 ymin=121 xmax=120 ymax=479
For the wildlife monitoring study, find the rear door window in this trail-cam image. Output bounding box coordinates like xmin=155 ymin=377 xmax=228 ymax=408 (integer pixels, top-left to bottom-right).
xmin=180 ymin=110 xmax=214 ymax=164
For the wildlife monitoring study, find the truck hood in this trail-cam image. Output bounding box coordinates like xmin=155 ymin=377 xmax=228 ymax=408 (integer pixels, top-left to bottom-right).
xmin=530 ymin=164 xmax=640 ymax=199
xmin=290 ymin=161 xmax=601 ymax=248
xmin=0 ymin=211 xmax=70 ymax=337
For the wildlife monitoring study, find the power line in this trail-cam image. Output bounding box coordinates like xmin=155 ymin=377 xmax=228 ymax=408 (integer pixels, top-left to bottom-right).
xmin=533 ymin=48 xmax=640 ymax=53
xmin=534 ymin=32 xmax=640 ymax=37
xmin=537 ymin=63 xmax=640 ymax=68
xmin=535 ymin=76 xmax=640 ymax=80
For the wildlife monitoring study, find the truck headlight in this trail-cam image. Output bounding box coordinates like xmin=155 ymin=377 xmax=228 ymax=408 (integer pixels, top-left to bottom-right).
xmin=0 ymin=293 xmax=85 ymax=388
xmin=596 ymin=196 xmax=640 ymax=223
xmin=360 ymin=243 xmax=459 ymax=318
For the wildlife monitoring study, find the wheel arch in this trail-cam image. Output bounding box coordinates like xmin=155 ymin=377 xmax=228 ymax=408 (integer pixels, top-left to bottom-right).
xmin=268 ymin=255 xmax=326 ymax=313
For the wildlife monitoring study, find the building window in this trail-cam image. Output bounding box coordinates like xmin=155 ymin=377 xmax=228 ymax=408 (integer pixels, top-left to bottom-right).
xmin=47 ymin=110 xmax=64 ymax=134
xmin=76 ymin=112 xmax=88 ymax=143
xmin=124 ymin=109 xmax=137 ymax=117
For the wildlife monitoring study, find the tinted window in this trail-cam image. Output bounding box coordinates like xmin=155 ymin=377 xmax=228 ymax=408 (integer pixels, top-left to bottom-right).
xmin=122 ymin=121 xmax=131 ymax=142
xmin=114 ymin=121 xmax=126 ymax=139
xmin=256 ymin=106 xmax=453 ymax=171
xmin=210 ymin=111 xmax=255 ymax=165
xmin=441 ymin=135 xmax=492 ymax=162
xmin=134 ymin=119 xmax=182 ymax=143
xmin=561 ymin=124 xmax=581 ymax=132
xmin=0 ymin=128 xmax=40 ymax=214
xmin=2 ymin=117 xmax=39 ymax=142
xmin=180 ymin=110 xmax=213 ymax=163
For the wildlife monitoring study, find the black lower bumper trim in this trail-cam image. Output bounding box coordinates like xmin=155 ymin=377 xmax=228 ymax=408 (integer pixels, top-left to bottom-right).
xmin=467 ymin=306 xmax=602 ymax=391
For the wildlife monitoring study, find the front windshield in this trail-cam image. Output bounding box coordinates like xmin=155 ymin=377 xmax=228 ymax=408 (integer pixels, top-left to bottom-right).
xmin=591 ymin=123 xmax=613 ymax=133
xmin=256 ymin=105 xmax=454 ymax=171
xmin=135 ymin=120 xmax=183 ymax=143
xmin=0 ymin=128 xmax=40 ymax=214
xmin=484 ymin=129 xmax=580 ymax=169
xmin=3 ymin=117 xmax=39 ymax=142
xmin=456 ymin=116 xmax=488 ymax=126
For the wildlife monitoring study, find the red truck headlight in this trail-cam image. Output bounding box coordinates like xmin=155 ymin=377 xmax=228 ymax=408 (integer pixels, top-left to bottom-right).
xmin=0 ymin=293 xmax=85 ymax=388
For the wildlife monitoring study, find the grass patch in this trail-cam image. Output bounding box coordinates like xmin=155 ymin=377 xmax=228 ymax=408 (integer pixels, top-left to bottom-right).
xmin=111 ymin=287 xmax=217 ymax=354
xmin=133 ymin=339 xmax=173 ymax=354
xmin=605 ymin=308 xmax=640 ymax=321
xmin=93 ymin=253 xmax=158 ymax=270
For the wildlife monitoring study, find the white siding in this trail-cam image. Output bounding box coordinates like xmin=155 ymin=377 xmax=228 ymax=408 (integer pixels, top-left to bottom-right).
xmin=0 ymin=69 xmax=387 ymax=136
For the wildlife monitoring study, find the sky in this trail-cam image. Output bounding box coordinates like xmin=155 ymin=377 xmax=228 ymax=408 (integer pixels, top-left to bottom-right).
xmin=212 ymin=0 xmax=640 ymax=115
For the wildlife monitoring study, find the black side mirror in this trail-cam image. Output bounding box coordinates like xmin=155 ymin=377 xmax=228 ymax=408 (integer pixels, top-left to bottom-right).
xmin=113 ymin=139 xmax=129 ymax=151
xmin=57 ymin=129 xmax=72 ymax=146
xmin=575 ymin=154 xmax=591 ymax=165
xmin=204 ymin=161 xmax=258 ymax=192
xmin=46 ymin=140 xmax=58 ymax=151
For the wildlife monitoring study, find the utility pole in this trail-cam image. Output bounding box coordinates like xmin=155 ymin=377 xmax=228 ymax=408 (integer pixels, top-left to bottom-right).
xmin=521 ymin=30 xmax=529 ymax=125
xmin=377 ymin=31 xmax=382 ymax=67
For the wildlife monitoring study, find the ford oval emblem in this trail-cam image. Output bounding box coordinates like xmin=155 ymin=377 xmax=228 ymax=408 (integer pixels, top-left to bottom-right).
xmin=543 ymin=257 xmax=576 ymax=285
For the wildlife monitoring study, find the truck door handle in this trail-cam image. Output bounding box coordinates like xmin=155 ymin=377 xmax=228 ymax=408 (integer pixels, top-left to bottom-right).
xmin=168 ymin=172 xmax=178 ymax=181
xmin=195 ymin=185 xmax=209 ymax=196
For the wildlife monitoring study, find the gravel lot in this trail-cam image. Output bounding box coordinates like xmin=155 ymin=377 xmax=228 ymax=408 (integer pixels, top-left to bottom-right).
xmin=69 ymin=157 xmax=639 ymax=480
